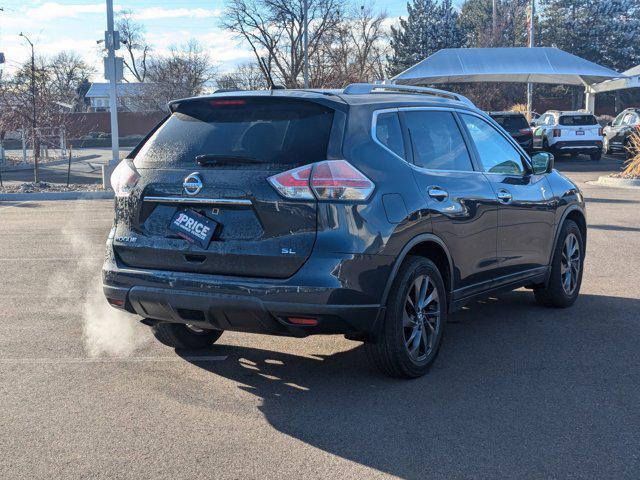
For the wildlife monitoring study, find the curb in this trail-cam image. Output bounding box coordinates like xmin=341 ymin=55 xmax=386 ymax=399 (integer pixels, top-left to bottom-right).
xmin=593 ymin=176 xmax=640 ymax=189
xmin=0 ymin=191 xmax=114 ymax=201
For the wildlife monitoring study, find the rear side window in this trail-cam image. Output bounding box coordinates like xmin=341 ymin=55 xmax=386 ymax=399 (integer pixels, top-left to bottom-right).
xmin=403 ymin=110 xmax=473 ymax=171
xmin=375 ymin=112 xmax=405 ymax=159
xmin=134 ymin=98 xmax=334 ymax=167
xmin=559 ymin=115 xmax=597 ymax=126
xmin=491 ymin=114 xmax=529 ymax=132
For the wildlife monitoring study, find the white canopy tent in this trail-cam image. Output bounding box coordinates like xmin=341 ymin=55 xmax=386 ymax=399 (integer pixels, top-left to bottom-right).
xmin=586 ymin=64 xmax=640 ymax=111
xmin=391 ymin=47 xmax=625 ymax=113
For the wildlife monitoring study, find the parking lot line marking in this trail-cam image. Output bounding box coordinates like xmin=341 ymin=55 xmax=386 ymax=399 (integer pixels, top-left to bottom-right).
xmin=0 ymin=355 xmax=228 ymax=365
xmin=0 ymin=256 xmax=104 ymax=261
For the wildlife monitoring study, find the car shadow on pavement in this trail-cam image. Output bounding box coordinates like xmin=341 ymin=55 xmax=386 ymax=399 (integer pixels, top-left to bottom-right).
xmin=554 ymin=154 xmax=625 ymax=173
xmin=180 ymin=291 xmax=640 ymax=479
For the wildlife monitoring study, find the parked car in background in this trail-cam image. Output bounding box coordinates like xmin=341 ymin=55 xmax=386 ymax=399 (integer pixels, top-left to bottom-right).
xmin=603 ymin=108 xmax=640 ymax=158
xmin=488 ymin=111 xmax=533 ymax=152
xmin=532 ymin=110 xmax=603 ymax=161
xmin=104 ymin=84 xmax=587 ymax=378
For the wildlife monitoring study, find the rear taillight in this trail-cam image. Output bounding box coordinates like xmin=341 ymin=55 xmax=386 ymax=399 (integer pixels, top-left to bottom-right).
xmin=519 ymin=128 xmax=532 ymax=136
xmin=310 ymin=160 xmax=374 ymax=200
xmin=268 ymin=160 xmax=374 ymax=201
xmin=110 ymin=159 xmax=140 ymax=198
xmin=552 ymin=128 xmax=562 ymax=137
xmin=598 ymin=127 xmax=604 ymax=136
xmin=268 ymin=164 xmax=314 ymax=200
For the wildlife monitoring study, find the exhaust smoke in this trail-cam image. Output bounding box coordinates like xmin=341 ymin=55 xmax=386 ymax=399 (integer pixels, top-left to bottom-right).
xmin=49 ymin=203 xmax=151 ymax=357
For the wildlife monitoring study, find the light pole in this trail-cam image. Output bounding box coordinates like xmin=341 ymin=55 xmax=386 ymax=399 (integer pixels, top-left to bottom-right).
xmin=105 ymin=0 xmax=120 ymax=170
xmin=527 ymin=0 xmax=535 ymax=121
xmin=19 ymin=32 xmax=38 ymax=183
xmin=303 ymin=0 xmax=309 ymax=88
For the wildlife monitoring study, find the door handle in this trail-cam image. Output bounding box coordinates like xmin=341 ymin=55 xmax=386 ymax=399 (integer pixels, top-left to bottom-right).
xmin=497 ymin=189 xmax=512 ymax=203
xmin=428 ymin=187 xmax=449 ymax=201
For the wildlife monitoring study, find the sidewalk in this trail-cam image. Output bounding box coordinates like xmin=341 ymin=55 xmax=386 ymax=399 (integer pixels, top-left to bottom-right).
xmin=0 ymin=147 xmax=131 ymax=186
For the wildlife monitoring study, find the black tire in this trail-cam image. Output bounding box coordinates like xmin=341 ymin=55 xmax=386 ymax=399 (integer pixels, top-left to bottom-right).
xmin=534 ymin=220 xmax=584 ymax=308
xmin=152 ymin=322 xmax=223 ymax=349
xmin=590 ymin=150 xmax=602 ymax=161
xmin=542 ymin=138 xmax=550 ymax=153
xmin=365 ymin=256 xmax=447 ymax=378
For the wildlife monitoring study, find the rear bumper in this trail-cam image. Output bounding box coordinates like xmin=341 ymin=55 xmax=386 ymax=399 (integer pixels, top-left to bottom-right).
xmin=551 ymin=140 xmax=602 ymax=154
xmin=102 ymin=243 xmax=390 ymax=337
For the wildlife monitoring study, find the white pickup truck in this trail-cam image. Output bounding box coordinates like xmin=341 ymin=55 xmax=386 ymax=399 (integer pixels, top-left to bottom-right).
xmin=532 ymin=111 xmax=603 ymax=161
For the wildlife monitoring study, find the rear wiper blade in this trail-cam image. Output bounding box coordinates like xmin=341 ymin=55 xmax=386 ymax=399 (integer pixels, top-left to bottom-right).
xmin=195 ymin=154 xmax=261 ymax=166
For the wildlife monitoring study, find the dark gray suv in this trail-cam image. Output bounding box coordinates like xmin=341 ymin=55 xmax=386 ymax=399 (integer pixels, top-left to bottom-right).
xmin=104 ymin=84 xmax=587 ymax=378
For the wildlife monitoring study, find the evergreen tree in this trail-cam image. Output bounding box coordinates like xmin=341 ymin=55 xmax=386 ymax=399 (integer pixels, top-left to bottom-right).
xmin=539 ymin=0 xmax=640 ymax=72
xmin=458 ymin=0 xmax=529 ymax=48
xmin=387 ymin=0 xmax=464 ymax=77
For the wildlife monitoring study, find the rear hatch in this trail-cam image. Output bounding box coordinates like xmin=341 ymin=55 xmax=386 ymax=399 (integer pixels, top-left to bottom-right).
xmin=114 ymin=96 xmax=339 ymax=278
xmin=491 ymin=114 xmax=532 ymax=143
xmin=558 ymin=114 xmax=601 ymax=141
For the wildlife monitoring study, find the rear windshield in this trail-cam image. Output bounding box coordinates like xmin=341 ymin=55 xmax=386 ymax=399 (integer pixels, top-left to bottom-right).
xmin=559 ymin=115 xmax=597 ymax=126
xmin=491 ymin=114 xmax=529 ymax=132
xmin=134 ymin=98 xmax=334 ymax=167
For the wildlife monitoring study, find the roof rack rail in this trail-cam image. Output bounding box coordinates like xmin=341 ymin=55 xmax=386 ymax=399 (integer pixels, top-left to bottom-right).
xmin=343 ymin=83 xmax=475 ymax=108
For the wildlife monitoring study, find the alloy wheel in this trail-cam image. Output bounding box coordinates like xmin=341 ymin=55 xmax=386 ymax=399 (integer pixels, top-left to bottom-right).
xmin=561 ymin=233 xmax=581 ymax=295
xmin=403 ymin=275 xmax=441 ymax=362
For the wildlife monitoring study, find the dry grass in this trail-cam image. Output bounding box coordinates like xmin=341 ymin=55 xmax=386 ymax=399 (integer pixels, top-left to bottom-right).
xmin=621 ymin=132 xmax=640 ymax=179
xmin=509 ymin=103 xmax=528 ymax=113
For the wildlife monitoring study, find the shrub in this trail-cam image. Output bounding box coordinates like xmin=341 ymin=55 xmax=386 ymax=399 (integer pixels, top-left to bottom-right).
xmin=621 ymin=132 xmax=640 ymax=178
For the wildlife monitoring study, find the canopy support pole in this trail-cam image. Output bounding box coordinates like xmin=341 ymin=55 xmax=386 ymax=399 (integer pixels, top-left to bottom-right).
xmin=584 ymin=87 xmax=596 ymax=114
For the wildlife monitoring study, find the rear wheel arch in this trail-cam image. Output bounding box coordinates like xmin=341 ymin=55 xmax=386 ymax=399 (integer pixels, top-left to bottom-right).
xmin=382 ymin=234 xmax=454 ymax=308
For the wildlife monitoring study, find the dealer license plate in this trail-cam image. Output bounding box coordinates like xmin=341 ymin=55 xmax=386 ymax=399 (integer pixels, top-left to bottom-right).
xmin=169 ymin=209 xmax=218 ymax=248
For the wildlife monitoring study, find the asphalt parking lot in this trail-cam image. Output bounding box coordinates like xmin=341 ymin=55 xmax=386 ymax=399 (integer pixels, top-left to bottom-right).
xmin=1 ymin=154 xmax=639 ymax=479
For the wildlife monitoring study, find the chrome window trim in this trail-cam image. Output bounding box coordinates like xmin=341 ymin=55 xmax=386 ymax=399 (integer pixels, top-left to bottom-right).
xmin=143 ymin=196 xmax=252 ymax=206
xmin=372 ymin=105 xmax=533 ymax=176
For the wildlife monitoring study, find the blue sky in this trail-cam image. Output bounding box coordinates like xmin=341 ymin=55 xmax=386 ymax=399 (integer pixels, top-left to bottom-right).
xmin=0 ymin=0 xmax=452 ymax=80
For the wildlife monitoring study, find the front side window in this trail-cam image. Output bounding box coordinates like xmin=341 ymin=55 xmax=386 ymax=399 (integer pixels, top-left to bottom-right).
xmin=375 ymin=112 xmax=405 ymax=159
xmin=613 ymin=113 xmax=625 ymax=126
xmin=461 ymin=114 xmax=526 ymax=175
xmin=403 ymin=110 xmax=473 ymax=171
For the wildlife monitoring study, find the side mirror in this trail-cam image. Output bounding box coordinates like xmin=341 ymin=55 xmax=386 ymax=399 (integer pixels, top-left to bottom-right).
xmin=531 ymin=152 xmax=554 ymax=175
xmin=606 ymin=121 xmax=612 ymax=127
xmin=530 ymin=122 xmax=536 ymax=128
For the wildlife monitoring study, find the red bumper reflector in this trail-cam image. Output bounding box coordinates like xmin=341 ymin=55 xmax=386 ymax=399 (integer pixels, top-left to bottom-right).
xmin=107 ymin=298 xmax=125 ymax=308
xmin=288 ymin=317 xmax=318 ymax=326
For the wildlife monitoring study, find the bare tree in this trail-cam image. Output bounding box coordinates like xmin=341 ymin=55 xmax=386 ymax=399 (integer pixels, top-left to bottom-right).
xmin=0 ymin=54 xmax=92 ymax=171
xmin=222 ymin=0 xmax=343 ymax=88
xmin=117 ymin=9 xmax=151 ymax=82
xmin=313 ymin=3 xmax=387 ymax=87
xmin=217 ymin=62 xmax=269 ymax=90
xmin=48 ymin=51 xmax=94 ymax=109
xmin=146 ymin=40 xmax=217 ymax=107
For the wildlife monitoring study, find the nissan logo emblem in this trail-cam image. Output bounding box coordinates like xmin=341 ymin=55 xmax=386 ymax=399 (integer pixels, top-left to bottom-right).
xmin=183 ymin=172 xmax=203 ymax=196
